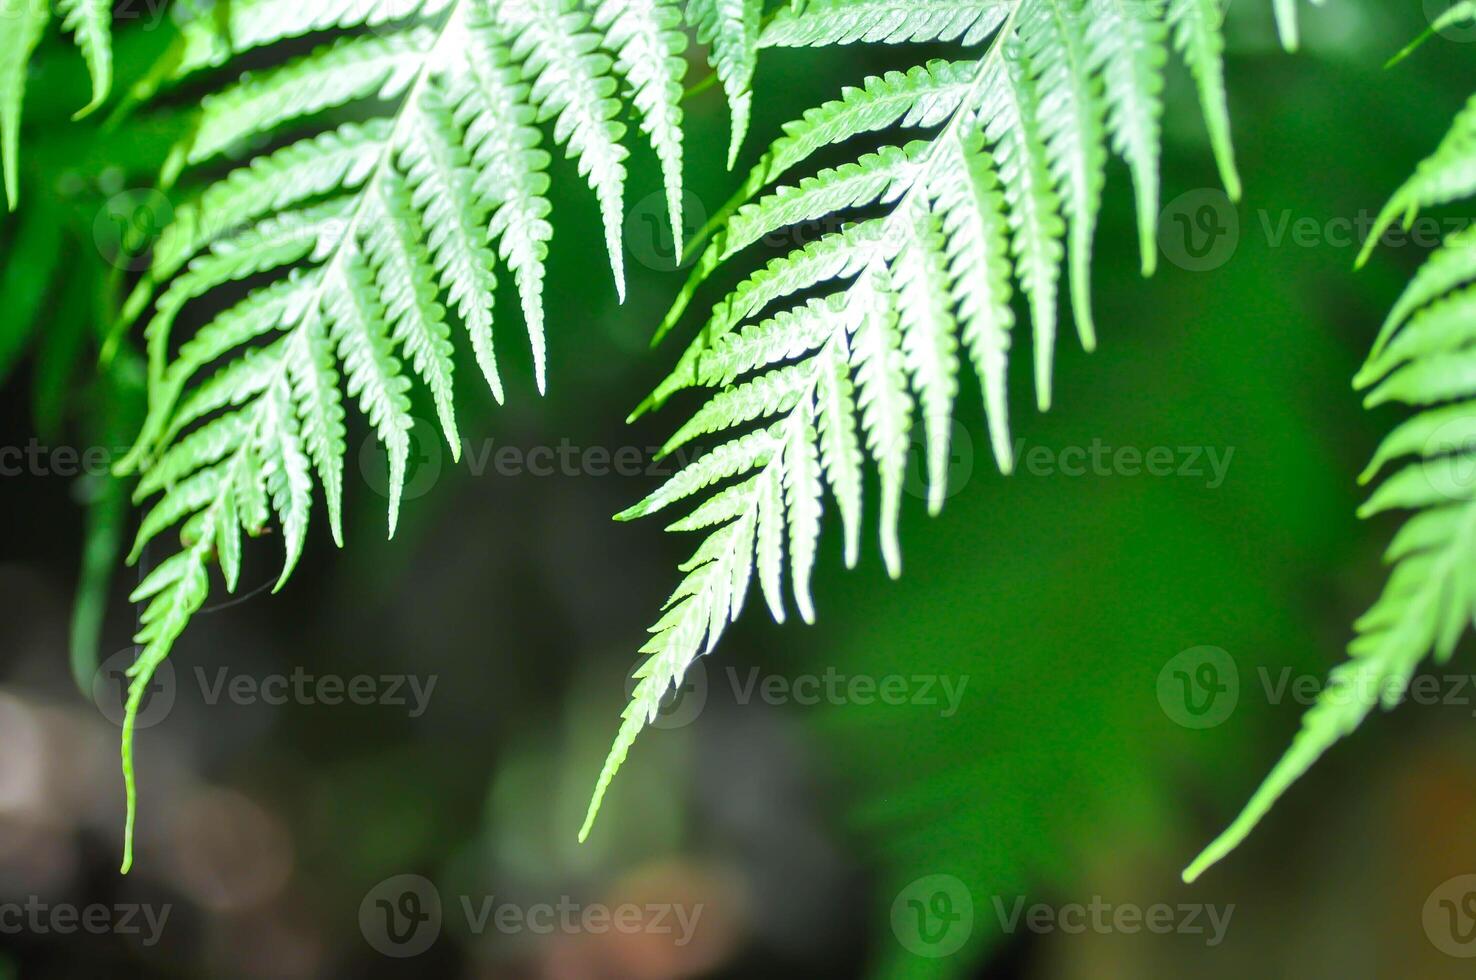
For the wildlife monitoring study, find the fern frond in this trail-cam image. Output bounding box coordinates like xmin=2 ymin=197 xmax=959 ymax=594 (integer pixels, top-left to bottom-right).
xmin=582 ymin=0 xmax=1272 ymax=839
xmin=1185 ymin=30 xmax=1476 ymax=883
xmin=113 ymin=0 xmax=697 ymax=872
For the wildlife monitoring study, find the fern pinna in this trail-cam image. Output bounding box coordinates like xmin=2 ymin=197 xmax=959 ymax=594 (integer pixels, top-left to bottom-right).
xmin=578 ymin=0 xmax=1310 ymax=838
xmin=0 ymin=0 xmax=113 ymax=207
xmin=1184 ymin=3 xmax=1476 ymax=883
xmin=107 ymin=0 xmax=751 ymax=872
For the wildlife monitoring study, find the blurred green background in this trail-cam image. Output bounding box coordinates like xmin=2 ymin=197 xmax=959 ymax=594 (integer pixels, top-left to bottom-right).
xmin=4 ymin=1 xmax=1476 ymax=977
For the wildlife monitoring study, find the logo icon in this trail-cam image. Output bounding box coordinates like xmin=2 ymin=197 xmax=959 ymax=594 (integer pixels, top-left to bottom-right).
xmin=891 ymin=874 xmax=973 ymax=958
xmin=360 ymin=874 xmax=442 ymax=957
xmin=1157 ymin=645 xmax=1238 ymax=729
xmin=359 ymin=416 xmax=444 ymax=502
xmin=627 ymin=658 xmax=708 ymax=730
xmin=903 ymin=416 xmax=975 ymax=504
xmin=1427 ymin=0 xmax=1476 ymax=43
xmin=93 ymin=189 xmax=174 ymax=272
xmin=625 ymin=189 xmax=709 ymax=271
xmin=1425 ymin=874 xmax=1476 ymax=957
xmin=1420 ymin=413 xmax=1476 ymax=501
xmin=92 ymin=648 xmax=176 ymax=729
xmin=1159 ymin=188 xmax=1239 ymax=272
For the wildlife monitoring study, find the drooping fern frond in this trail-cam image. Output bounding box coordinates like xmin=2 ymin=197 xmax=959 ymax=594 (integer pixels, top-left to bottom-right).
xmin=580 ymin=0 xmax=1290 ymax=840
xmin=110 ymin=0 xmax=708 ymax=873
xmin=1184 ymin=14 xmax=1476 ymax=884
xmin=0 ymin=0 xmax=113 ymax=208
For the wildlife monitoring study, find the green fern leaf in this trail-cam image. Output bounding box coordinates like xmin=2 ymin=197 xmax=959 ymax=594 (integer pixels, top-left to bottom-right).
xmin=1184 ymin=43 xmax=1476 ymax=882
xmin=582 ymin=0 xmax=1300 ymax=841
xmin=112 ymin=0 xmax=703 ymax=872
xmin=119 ymin=0 xmax=451 ymax=113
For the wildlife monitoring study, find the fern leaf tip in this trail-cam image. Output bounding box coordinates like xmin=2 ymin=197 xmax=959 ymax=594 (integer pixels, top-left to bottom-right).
xmin=72 ymin=96 xmax=107 ymax=122
xmin=1181 ymin=839 xmax=1228 ymax=884
xmin=614 ymin=501 xmax=646 ymax=522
